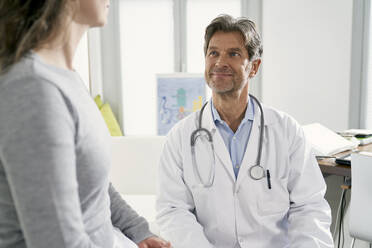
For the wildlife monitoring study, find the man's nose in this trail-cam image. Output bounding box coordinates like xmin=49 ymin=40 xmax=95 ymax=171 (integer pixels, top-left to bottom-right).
xmin=215 ymin=55 xmax=228 ymax=67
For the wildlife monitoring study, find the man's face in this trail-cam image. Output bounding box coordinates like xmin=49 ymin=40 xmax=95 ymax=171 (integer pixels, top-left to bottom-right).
xmin=205 ymin=31 xmax=254 ymax=95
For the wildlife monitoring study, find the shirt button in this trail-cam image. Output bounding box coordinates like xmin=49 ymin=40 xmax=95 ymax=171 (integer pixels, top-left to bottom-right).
xmin=233 ymin=136 xmax=236 ymax=140
xmin=235 ymin=164 xmax=240 ymax=168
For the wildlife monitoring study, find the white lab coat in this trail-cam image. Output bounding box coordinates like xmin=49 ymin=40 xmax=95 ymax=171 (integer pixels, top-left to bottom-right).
xmin=156 ymin=101 xmax=333 ymax=248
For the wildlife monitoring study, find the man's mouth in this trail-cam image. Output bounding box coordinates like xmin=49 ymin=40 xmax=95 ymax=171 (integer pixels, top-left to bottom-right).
xmin=210 ymin=72 xmax=233 ymax=77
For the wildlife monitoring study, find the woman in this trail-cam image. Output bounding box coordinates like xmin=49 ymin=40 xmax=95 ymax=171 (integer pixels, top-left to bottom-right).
xmin=0 ymin=1 xmax=171 ymax=247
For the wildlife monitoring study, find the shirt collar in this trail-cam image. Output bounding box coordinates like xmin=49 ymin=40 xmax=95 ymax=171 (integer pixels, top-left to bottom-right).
xmin=210 ymin=97 xmax=255 ymax=124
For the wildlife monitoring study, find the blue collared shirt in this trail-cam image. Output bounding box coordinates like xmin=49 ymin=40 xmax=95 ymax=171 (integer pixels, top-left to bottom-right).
xmin=211 ymin=98 xmax=255 ymax=178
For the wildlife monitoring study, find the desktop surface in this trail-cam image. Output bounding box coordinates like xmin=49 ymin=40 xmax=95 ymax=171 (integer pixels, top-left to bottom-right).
xmin=318 ymin=143 xmax=372 ymax=177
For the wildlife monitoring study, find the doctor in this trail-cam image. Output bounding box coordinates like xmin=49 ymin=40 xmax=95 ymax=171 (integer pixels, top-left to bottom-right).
xmin=156 ymin=15 xmax=333 ymax=248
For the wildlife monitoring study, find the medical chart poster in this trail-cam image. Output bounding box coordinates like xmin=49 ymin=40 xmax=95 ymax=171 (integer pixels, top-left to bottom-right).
xmin=157 ymin=74 xmax=206 ymax=136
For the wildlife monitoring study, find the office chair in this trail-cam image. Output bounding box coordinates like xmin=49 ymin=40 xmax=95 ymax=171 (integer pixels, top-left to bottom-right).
xmin=349 ymin=153 xmax=372 ymax=247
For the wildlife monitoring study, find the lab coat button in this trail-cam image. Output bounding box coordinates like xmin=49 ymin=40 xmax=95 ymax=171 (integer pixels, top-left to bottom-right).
xmin=234 ymin=186 xmax=240 ymax=194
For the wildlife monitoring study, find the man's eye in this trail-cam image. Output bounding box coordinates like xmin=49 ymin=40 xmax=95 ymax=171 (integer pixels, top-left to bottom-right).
xmin=209 ymin=51 xmax=217 ymax=56
xmin=230 ymin=52 xmax=240 ymax=57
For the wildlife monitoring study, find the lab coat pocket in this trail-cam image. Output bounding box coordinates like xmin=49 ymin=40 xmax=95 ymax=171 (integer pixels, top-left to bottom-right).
xmin=191 ymin=186 xmax=219 ymax=230
xmin=257 ymin=178 xmax=290 ymax=216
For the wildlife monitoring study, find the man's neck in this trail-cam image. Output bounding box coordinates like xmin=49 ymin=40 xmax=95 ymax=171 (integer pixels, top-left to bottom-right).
xmin=212 ymin=88 xmax=249 ymax=133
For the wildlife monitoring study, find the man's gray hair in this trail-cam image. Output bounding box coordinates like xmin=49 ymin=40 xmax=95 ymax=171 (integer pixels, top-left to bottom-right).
xmin=204 ymin=14 xmax=263 ymax=61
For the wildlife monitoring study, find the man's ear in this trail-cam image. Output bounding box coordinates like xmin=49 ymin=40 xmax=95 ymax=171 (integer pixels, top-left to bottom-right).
xmin=249 ymin=59 xmax=261 ymax=78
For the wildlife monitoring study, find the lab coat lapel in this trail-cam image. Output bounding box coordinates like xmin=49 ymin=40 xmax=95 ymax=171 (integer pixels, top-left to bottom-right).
xmin=236 ymin=103 xmax=261 ymax=189
xmin=203 ymin=101 xmax=236 ymax=182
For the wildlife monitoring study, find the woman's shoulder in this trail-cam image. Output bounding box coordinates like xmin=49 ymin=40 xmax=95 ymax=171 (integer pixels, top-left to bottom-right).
xmin=1 ymin=53 xmax=79 ymax=95
xmin=0 ymin=55 xmax=76 ymax=131
xmin=1 ymin=54 xmax=53 ymax=92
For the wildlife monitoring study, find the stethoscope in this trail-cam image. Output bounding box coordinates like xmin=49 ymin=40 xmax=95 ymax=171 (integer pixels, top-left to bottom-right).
xmin=190 ymin=94 xmax=272 ymax=189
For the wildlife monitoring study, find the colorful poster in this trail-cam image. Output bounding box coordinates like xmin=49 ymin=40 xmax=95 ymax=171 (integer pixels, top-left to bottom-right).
xmin=157 ymin=74 xmax=206 ymax=135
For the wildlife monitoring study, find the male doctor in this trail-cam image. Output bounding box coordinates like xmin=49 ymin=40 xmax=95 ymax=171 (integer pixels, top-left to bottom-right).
xmin=156 ymin=15 xmax=333 ymax=248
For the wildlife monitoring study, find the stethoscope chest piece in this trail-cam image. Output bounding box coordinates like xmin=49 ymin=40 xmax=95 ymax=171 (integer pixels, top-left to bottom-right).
xmin=249 ymin=165 xmax=265 ymax=180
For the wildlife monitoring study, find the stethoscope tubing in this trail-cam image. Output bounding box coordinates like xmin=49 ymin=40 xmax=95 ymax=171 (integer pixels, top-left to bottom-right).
xmin=190 ymin=94 xmax=270 ymax=188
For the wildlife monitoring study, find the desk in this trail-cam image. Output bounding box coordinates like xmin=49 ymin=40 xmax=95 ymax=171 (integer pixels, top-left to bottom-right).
xmin=318 ymin=144 xmax=372 ymax=244
xmin=318 ymin=143 xmax=372 ymax=177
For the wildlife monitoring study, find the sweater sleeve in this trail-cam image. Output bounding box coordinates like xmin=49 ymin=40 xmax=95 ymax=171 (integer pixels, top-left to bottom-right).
xmin=109 ymin=183 xmax=154 ymax=244
xmin=0 ymin=78 xmax=99 ymax=248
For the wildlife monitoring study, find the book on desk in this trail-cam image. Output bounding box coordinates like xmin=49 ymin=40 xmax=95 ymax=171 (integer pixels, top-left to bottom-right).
xmin=339 ymin=129 xmax=372 ymax=145
xmin=302 ymin=124 xmax=372 ymax=168
xmin=302 ymin=123 xmax=358 ymax=157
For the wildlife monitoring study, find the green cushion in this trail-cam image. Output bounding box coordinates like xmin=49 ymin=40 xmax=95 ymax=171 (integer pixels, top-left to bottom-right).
xmin=94 ymin=95 xmax=104 ymax=109
xmin=100 ymin=103 xmax=123 ymax=136
xmin=93 ymin=95 xmax=123 ymax=136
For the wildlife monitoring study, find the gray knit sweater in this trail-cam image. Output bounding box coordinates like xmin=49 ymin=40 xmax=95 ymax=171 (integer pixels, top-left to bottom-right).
xmin=0 ymin=53 xmax=153 ymax=248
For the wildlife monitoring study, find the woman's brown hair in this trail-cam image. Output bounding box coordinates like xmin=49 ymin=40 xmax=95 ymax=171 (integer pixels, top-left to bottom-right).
xmin=0 ymin=0 xmax=72 ymax=73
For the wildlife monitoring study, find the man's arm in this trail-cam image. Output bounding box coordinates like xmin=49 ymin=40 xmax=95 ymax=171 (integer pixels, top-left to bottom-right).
xmin=287 ymin=123 xmax=334 ymax=247
xmin=156 ymin=130 xmax=214 ymax=248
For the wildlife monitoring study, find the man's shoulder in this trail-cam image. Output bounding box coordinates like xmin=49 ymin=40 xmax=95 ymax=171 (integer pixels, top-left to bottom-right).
xmin=161 ymin=111 xmax=199 ymax=152
xmin=262 ymin=105 xmax=301 ymax=133
xmin=168 ymin=111 xmax=198 ymax=135
xmin=262 ymin=104 xmax=308 ymax=151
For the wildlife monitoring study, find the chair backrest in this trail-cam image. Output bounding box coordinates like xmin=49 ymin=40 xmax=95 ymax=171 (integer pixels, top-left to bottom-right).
xmin=109 ymin=136 xmax=166 ymax=195
xmin=349 ymin=153 xmax=372 ymax=242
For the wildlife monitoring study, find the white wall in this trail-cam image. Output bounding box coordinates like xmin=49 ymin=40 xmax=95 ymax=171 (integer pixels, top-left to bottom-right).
xmin=73 ymin=33 xmax=90 ymax=89
xmin=260 ymin=2 xmax=372 ymax=247
xmin=261 ymin=0 xmax=353 ymax=131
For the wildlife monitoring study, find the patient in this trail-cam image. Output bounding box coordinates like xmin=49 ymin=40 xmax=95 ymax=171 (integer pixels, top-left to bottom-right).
xmin=0 ymin=0 xmax=170 ymax=248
